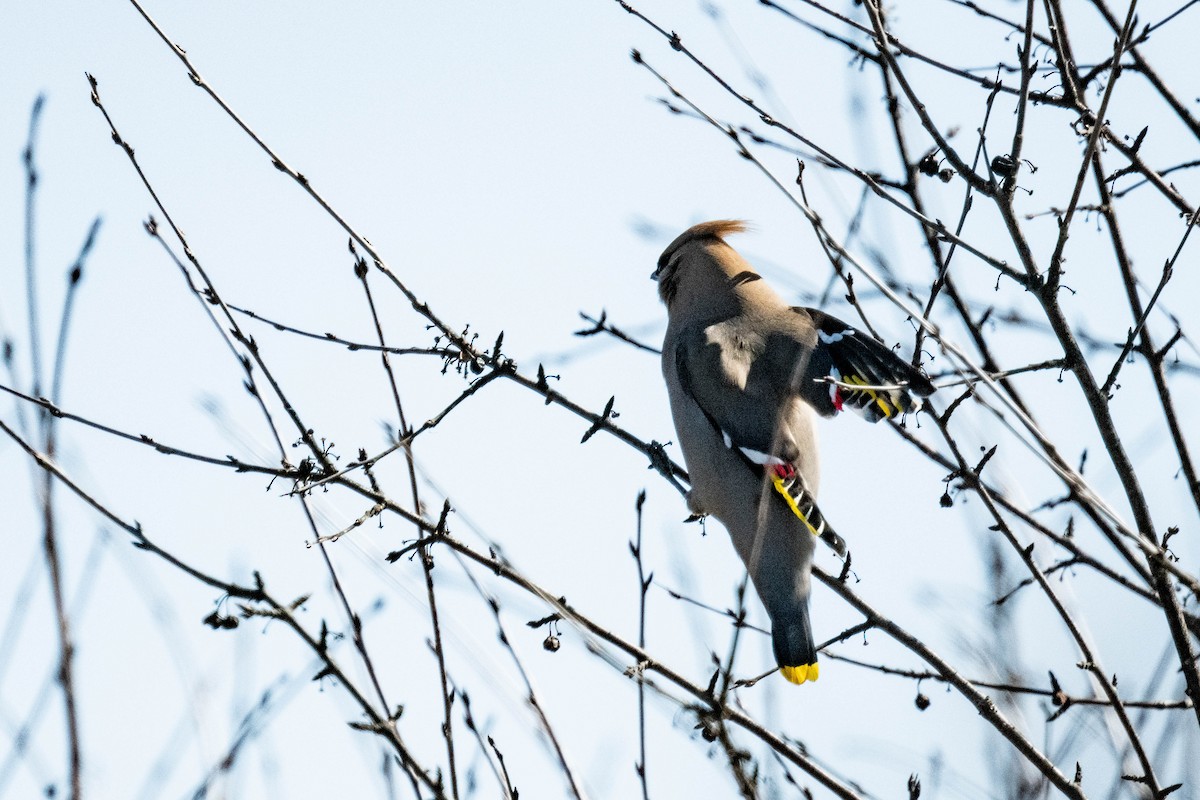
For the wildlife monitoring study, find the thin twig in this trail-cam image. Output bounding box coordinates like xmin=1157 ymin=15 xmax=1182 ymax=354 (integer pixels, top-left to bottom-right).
xmin=576 ymin=310 xmax=661 ymax=354
xmin=1100 ymin=211 xmax=1198 ymax=396
xmin=25 ymin=95 xmax=83 ymax=800
xmin=632 ymin=490 xmax=652 ymax=800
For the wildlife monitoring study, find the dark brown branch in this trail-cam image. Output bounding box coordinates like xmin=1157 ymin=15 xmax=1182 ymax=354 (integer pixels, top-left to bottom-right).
xmin=0 ymin=416 xmax=448 ymax=797
xmin=827 ymin=653 xmax=1192 ymax=712
xmin=929 ymin=409 xmax=1163 ymax=795
xmin=1089 ymin=0 xmax=1200 ymax=144
xmin=621 ymin=7 xmax=1026 ymax=283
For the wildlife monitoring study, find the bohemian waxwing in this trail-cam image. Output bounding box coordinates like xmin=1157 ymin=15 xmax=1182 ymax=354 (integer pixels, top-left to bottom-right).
xmin=654 ymin=220 xmax=934 ymax=685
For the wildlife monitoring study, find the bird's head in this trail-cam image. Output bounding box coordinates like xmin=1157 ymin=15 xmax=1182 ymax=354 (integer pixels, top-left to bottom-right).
xmin=652 ymin=220 xmax=761 ymax=312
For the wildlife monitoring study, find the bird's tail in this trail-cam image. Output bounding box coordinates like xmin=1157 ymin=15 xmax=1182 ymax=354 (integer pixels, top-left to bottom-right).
xmin=772 ymin=602 xmax=819 ymax=685
xmin=769 ymin=464 xmax=847 ymax=556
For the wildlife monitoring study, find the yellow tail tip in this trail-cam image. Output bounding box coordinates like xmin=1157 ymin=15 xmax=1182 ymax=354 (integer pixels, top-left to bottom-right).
xmin=780 ymin=663 xmax=819 ymax=685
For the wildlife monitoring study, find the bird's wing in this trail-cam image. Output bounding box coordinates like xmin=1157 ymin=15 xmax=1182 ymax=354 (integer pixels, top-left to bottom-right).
xmin=674 ymin=322 xmax=846 ymax=554
xmin=674 ymin=320 xmax=794 ymax=461
xmin=785 ymin=307 xmax=935 ymax=422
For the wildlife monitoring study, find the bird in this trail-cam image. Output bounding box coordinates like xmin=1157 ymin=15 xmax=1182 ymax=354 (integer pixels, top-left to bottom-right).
xmin=654 ymin=220 xmax=934 ymax=685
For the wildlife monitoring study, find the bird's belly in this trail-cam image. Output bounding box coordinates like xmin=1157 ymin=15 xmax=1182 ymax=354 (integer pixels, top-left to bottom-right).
xmin=667 ymin=391 xmax=821 ymax=518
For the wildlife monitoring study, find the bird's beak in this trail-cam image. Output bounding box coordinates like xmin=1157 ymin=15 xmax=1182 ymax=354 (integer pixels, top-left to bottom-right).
xmin=650 ymin=268 xmax=660 ymax=281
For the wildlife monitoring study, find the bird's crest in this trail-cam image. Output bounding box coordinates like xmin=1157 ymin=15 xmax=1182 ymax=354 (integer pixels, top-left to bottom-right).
xmin=659 ymin=219 xmax=749 ymax=267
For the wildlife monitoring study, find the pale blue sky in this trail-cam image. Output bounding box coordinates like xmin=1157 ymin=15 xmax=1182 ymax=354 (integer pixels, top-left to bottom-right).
xmin=3 ymin=2 xmax=1198 ymax=798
